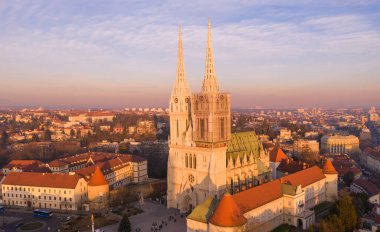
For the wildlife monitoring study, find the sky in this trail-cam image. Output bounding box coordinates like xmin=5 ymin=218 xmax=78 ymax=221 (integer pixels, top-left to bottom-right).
xmin=0 ymin=0 xmax=380 ymax=109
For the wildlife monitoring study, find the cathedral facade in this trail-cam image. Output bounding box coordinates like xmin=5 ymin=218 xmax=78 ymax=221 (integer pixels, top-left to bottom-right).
xmin=167 ymin=20 xmax=271 ymax=213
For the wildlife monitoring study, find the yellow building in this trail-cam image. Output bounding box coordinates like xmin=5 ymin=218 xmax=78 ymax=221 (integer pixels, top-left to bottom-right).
xmin=321 ymin=134 xmax=359 ymax=154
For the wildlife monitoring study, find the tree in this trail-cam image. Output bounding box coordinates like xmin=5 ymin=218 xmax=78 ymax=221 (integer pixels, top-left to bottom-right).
xmin=319 ymin=214 xmax=344 ymax=232
xmin=343 ymin=171 xmax=354 ymax=187
xmin=118 ymin=213 xmax=131 ymax=232
xmin=31 ymin=134 xmax=40 ymax=142
xmin=319 ymin=196 xmax=358 ymax=232
xmin=337 ymin=196 xmax=358 ymax=232
xmin=76 ymin=129 xmax=81 ymax=138
xmin=1 ymin=130 xmax=9 ymax=145
xmin=297 ymin=147 xmax=320 ymax=165
xmin=70 ymin=129 xmax=75 ymax=137
xmin=44 ymin=129 xmax=52 ymax=142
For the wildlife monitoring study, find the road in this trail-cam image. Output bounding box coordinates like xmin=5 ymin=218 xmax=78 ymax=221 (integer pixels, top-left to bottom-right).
xmin=0 ymin=210 xmax=68 ymax=232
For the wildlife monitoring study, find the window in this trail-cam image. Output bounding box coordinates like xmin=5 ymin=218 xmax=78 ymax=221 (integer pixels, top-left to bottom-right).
xmin=193 ymin=155 xmax=196 ymax=169
xmin=189 ymin=154 xmax=192 ymax=168
xmin=220 ymin=118 xmax=225 ymax=139
xmin=176 ymin=120 xmax=179 ymax=138
xmin=200 ymin=119 xmax=205 ymax=139
xmin=185 ymin=154 xmax=188 ymax=168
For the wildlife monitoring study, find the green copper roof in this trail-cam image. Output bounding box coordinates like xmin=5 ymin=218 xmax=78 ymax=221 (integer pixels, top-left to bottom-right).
xmin=227 ymin=131 xmax=260 ymax=161
xmin=281 ymin=183 xmax=297 ymax=195
xmin=187 ymin=197 xmax=218 ymax=223
xmin=257 ymin=159 xmax=271 ymax=175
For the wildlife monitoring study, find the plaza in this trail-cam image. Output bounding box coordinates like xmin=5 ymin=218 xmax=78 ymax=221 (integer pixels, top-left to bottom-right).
xmin=100 ymin=200 xmax=186 ymax=232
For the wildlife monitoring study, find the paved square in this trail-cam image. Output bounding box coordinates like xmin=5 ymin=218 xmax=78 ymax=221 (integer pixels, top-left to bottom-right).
xmin=100 ymin=200 xmax=186 ymax=232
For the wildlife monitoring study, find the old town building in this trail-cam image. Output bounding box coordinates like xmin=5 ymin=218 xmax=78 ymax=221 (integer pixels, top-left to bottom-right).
xmin=1 ymin=172 xmax=88 ymax=211
xmin=187 ymin=162 xmax=338 ymax=232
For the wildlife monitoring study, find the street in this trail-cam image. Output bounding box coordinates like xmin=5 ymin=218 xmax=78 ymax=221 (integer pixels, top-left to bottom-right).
xmin=1 ymin=210 xmax=68 ymax=232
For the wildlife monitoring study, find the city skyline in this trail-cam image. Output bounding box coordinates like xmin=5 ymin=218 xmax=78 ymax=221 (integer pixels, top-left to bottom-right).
xmin=1 ymin=0 xmax=380 ymax=109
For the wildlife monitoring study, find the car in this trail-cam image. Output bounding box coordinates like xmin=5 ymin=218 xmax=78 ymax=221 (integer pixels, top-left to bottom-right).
xmin=66 ymin=216 xmax=72 ymax=221
xmin=15 ymin=222 xmax=24 ymax=228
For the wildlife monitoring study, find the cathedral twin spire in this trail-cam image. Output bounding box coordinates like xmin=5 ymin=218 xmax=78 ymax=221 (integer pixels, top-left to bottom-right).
xmin=202 ymin=19 xmax=219 ymax=93
xmin=172 ymin=26 xmax=191 ymax=97
xmin=172 ymin=19 xmax=220 ymax=96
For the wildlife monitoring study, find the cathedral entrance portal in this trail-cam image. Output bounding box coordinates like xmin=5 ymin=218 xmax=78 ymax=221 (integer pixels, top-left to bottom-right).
xmin=181 ymin=195 xmax=192 ymax=213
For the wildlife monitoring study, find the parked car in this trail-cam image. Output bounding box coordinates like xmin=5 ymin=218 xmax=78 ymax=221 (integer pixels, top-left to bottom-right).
xmin=15 ymin=222 xmax=24 ymax=228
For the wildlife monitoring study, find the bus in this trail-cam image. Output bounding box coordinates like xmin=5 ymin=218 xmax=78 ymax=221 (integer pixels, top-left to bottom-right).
xmin=33 ymin=209 xmax=53 ymax=218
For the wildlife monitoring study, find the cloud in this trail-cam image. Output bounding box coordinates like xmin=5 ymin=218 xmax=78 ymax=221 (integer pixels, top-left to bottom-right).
xmin=0 ymin=0 xmax=380 ymax=108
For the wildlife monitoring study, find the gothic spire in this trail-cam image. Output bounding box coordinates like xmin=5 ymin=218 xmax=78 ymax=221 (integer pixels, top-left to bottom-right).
xmin=172 ymin=25 xmax=191 ymax=96
xmin=202 ymin=18 xmax=219 ymax=93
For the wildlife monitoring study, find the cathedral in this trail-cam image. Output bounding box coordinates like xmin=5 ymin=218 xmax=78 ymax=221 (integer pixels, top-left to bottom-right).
xmin=167 ymin=20 xmax=272 ymax=213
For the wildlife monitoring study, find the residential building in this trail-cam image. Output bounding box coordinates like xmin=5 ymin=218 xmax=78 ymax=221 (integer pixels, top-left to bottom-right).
xmin=293 ymin=139 xmax=319 ymax=156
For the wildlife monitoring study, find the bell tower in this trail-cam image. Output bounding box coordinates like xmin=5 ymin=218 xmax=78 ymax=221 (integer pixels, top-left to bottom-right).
xmin=169 ymin=26 xmax=192 ymax=146
xmin=193 ymin=19 xmax=231 ymax=146
xmin=167 ymin=20 xmax=231 ymax=213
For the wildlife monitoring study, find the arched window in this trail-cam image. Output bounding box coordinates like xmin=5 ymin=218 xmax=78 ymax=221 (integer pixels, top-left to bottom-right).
xmin=189 ymin=154 xmax=192 ymax=168
xmin=220 ymin=118 xmax=225 ymax=139
xmin=176 ymin=120 xmax=179 ymax=138
xmin=193 ymin=155 xmax=196 ymax=169
xmin=185 ymin=154 xmax=188 ymax=168
xmin=200 ymin=119 xmax=205 ymax=139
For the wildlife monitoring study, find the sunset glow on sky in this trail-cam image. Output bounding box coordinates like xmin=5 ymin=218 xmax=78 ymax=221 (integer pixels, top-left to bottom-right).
xmin=0 ymin=0 xmax=379 ymax=109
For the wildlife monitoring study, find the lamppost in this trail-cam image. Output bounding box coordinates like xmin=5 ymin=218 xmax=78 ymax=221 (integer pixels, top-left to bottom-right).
xmin=2 ymin=204 xmax=5 ymax=226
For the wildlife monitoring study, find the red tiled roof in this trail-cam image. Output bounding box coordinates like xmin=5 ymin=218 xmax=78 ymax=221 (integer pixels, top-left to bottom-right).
xmin=334 ymin=166 xmax=361 ymax=176
xmin=4 ymin=160 xmax=42 ymax=169
xmin=3 ymin=172 xmax=81 ymax=189
xmin=88 ymin=166 xmax=108 ymax=186
xmin=233 ymin=179 xmax=283 ymax=213
xmin=225 ymin=166 xmax=326 ymax=215
xmin=352 ymin=179 xmax=380 ymax=196
xmin=277 ymin=159 xmax=309 ymax=174
xmin=322 ymin=159 xmax=338 ymax=174
xmin=280 ymin=166 xmax=326 ymax=188
xmin=209 ymin=193 xmax=247 ymax=227
xmin=48 ymin=160 xmax=68 ymax=167
xmin=269 ymin=146 xmax=287 ymax=162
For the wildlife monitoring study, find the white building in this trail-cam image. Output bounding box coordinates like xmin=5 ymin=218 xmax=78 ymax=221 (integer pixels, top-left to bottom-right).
xmin=187 ymin=161 xmax=338 ymax=232
xmin=2 ymin=172 xmax=88 ymax=211
xmin=321 ymin=134 xmax=360 ymax=154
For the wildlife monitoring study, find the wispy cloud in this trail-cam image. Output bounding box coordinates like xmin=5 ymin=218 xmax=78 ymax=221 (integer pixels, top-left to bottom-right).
xmin=0 ymin=0 xmax=379 ymax=108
